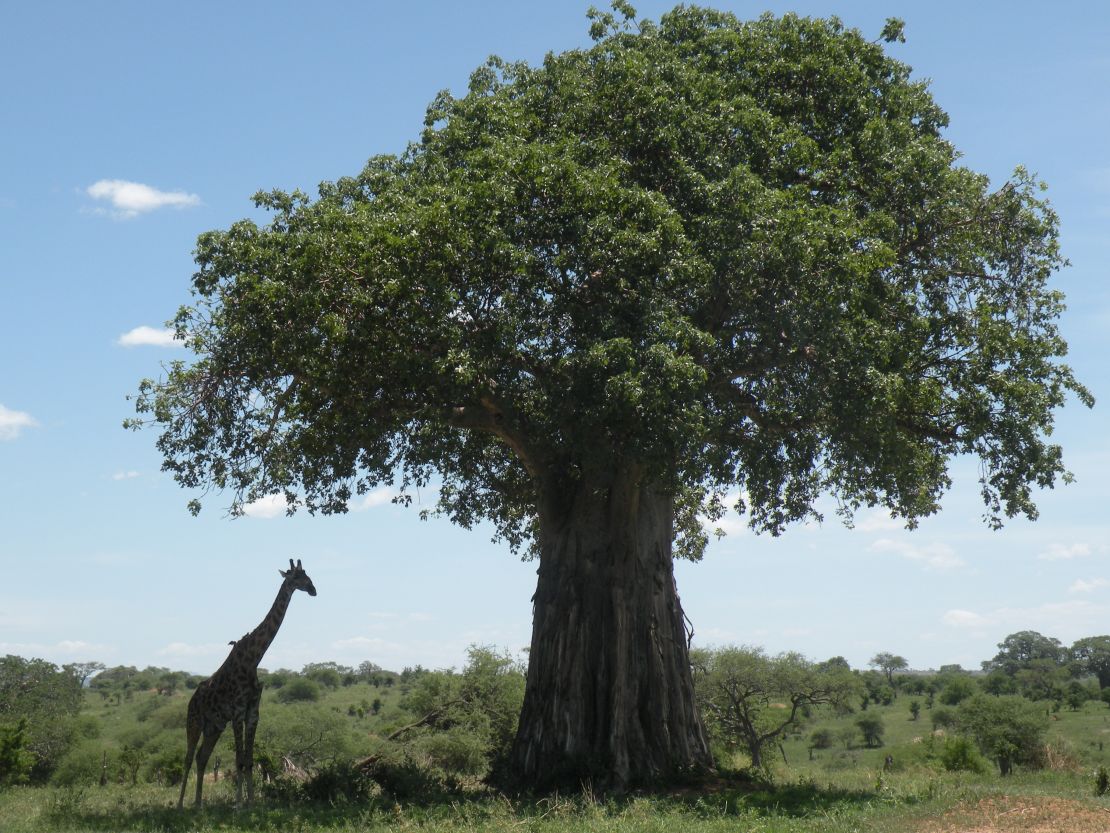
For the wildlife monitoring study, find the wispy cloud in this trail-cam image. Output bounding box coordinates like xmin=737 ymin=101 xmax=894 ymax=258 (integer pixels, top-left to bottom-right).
xmin=870 ymin=538 xmax=964 ymax=571
xmin=1038 ymin=542 xmax=1095 ymax=561
xmin=112 ymin=470 xmax=140 ymax=481
xmin=941 ymin=599 xmax=1106 ymax=634
xmin=0 ymin=404 xmax=37 ymax=440
xmin=86 ymin=179 xmax=200 ymax=219
xmin=852 ymin=510 xmax=903 ymax=533
xmin=1070 ymin=577 xmax=1110 ymax=594
xmin=117 ymin=325 xmax=182 ymax=348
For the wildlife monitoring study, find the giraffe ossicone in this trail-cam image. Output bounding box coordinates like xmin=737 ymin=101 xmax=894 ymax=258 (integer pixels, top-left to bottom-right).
xmin=177 ymin=558 xmax=317 ymax=809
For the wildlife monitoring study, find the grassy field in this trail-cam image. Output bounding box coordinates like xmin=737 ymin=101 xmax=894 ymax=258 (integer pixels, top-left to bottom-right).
xmin=6 ymin=685 xmax=1110 ymax=832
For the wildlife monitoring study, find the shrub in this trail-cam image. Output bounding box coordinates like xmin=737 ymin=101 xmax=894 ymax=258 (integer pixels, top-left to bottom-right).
xmin=856 ymin=715 xmax=885 ymax=748
xmin=276 ymin=678 xmax=321 ymax=703
xmin=939 ymin=736 xmax=988 ymax=773
xmin=300 ymin=760 xmax=374 ymax=804
xmin=957 ymin=694 xmax=1048 ymax=776
xmin=51 ymin=742 xmax=109 ymax=787
xmin=809 ymin=728 xmax=834 ymax=750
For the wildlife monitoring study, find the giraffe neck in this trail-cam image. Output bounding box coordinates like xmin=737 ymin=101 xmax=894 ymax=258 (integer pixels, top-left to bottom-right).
xmin=239 ymin=580 xmax=295 ymax=669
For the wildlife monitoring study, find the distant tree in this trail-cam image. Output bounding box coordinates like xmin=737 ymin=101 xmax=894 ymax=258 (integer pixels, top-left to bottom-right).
xmin=982 ymin=631 xmax=1065 ymax=676
xmin=818 ymin=657 xmax=852 ymax=673
xmin=275 ymin=678 xmax=322 ymax=703
xmin=938 ymin=664 xmax=966 ymax=675
xmin=931 ymin=707 xmax=957 ymax=730
xmin=1014 ymin=659 xmax=1067 ymax=702
xmin=939 ymin=676 xmax=978 ymax=706
xmin=909 ymin=700 xmax=921 ymax=721
xmin=302 ymin=662 xmax=348 ymax=689
xmin=869 ymin=653 xmax=908 ymax=687
xmin=809 ymin=728 xmax=834 ymax=750
xmin=1071 ymin=636 xmax=1110 ymax=689
xmin=856 ymin=714 xmax=885 ymax=748
xmin=692 ymin=646 xmax=858 ymax=768
xmin=62 ymin=662 xmax=105 ymax=688
xmin=957 ymin=694 xmax=1047 ymax=776
xmin=838 ymin=726 xmax=859 ymax=749
xmin=1065 ymin=680 xmax=1088 ymax=711
xmin=982 ymin=670 xmax=1019 ymax=696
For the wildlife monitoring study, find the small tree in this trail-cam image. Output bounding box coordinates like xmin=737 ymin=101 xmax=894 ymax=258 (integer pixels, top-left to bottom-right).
xmin=957 ymin=694 xmax=1048 ymax=776
xmin=869 ymin=653 xmax=909 ymax=687
xmin=909 ymin=700 xmax=921 ymax=721
xmin=856 ymin=714 xmax=885 ymax=748
xmin=939 ymin=676 xmax=978 ymax=706
xmin=693 ymin=646 xmax=858 ymax=768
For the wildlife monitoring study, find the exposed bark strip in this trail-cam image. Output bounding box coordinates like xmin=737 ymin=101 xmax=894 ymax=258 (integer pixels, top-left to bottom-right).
xmin=509 ymin=471 xmax=713 ymax=790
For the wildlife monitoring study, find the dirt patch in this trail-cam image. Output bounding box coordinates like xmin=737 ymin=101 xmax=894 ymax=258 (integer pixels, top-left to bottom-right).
xmin=917 ymin=796 xmax=1110 ymax=833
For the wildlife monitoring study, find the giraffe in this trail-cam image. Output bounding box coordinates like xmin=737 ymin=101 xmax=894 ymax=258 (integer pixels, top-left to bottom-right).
xmin=177 ymin=558 xmax=317 ymax=808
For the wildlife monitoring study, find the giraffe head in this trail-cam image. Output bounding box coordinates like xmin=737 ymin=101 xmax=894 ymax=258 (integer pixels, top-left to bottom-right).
xmin=279 ymin=558 xmax=317 ymax=596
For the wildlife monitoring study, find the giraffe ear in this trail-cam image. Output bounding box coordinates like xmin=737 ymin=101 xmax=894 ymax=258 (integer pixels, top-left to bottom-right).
xmin=279 ymin=569 xmax=288 ymax=578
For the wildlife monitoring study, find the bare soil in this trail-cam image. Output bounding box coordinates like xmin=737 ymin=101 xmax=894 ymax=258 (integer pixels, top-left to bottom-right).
xmin=917 ymin=796 xmax=1110 ymax=833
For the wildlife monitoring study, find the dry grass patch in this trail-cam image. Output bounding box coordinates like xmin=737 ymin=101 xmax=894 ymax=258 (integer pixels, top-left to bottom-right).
xmin=917 ymin=796 xmax=1110 ymax=833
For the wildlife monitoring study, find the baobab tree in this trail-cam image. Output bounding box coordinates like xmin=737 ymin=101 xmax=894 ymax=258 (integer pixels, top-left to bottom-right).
xmin=131 ymin=4 xmax=1089 ymax=789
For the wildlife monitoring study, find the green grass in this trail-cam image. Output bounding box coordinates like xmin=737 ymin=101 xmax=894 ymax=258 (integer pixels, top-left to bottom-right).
xmin=7 ymin=689 xmax=1110 ymax=831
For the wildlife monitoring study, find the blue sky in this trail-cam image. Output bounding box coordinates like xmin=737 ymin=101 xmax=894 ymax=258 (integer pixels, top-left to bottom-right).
xmin=1 ymin=1 xmax=1108 ymax=677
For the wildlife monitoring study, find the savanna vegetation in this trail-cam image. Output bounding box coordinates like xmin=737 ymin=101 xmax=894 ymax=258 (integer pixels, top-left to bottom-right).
xmin=7 ymin=630 xmax=1110 ymax=831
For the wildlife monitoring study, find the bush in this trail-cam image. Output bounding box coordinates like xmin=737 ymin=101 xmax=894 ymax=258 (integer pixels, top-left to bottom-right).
xmin=939 ymin=736 xmax=988 ymax=773
xmin=415 ymin=726 xmax=489 ymax=776
xmin=856 ymin=715 xmax=885 ymax=748
xmin=809 ymin=728 xmax=834 ymax=750
xmin=276 ymin=678 xmax=321 ymax=703
xmin=51 ymin=742 xmax=109 ymax=787
xmin=300 ymin=760 xmax=374 ymax=804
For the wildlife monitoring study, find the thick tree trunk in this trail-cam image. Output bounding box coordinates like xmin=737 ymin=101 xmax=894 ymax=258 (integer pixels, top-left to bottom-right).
xmin=509 ymin=471 xmax=713 ymax=791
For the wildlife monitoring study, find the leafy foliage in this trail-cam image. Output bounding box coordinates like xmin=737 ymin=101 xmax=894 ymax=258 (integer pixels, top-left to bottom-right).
xmin=0 ymin=657 xmax=83 ymax=782
xmin=957 ymin=694 xmax=1048 ymax=776
xmin=132 ymin=5 xmax=1088 ymax=556
xmin=692 ymin=646 xmax=858 ymax=767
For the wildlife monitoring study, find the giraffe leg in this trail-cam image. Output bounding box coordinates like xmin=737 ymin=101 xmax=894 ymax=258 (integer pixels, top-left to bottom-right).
xmin=231 ymin=717 xmax=245 ymax=807
xmin=244 ymin=695 xmax=261 ymax=805
xmin=177 ymin=720 xmax=201 ymax=810
xmin=193 ymin=730 xmax=222 ymax=808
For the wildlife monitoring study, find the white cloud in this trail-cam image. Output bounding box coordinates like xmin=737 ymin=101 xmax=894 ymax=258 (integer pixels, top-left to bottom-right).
xmin=942 ymin=600 xmax=1107 ymax=635
xmin=1070 ymin=577 xmax=1110 ymax=594
xmin=942 ymin=609 xmax=991 ymax=629
xmin=1038 ymin=542 xmax=1094 ymax=561
xmin=112 ymin=470 xmax=140 ymax=481
xmin=852 ymin=510 xmax=903 ymax=533
xmin=870 ymin=538 xmax=965 ymax=571
xmin=242 ymin=494 xmax=288 ymax=519
xmin=351 ymin=487 xmax=395 ymax=511
xmin=86 ymin=179 xmax=200 ymax=219
xmin=0 ymin=404 xmax=37 ymax=440
xmin=117 ymin=325 xmax=182 ymax=348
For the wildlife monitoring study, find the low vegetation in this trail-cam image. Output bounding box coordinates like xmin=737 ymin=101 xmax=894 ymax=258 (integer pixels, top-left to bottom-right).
xmin=5 ymin=630 xmax=1110 ymax=831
